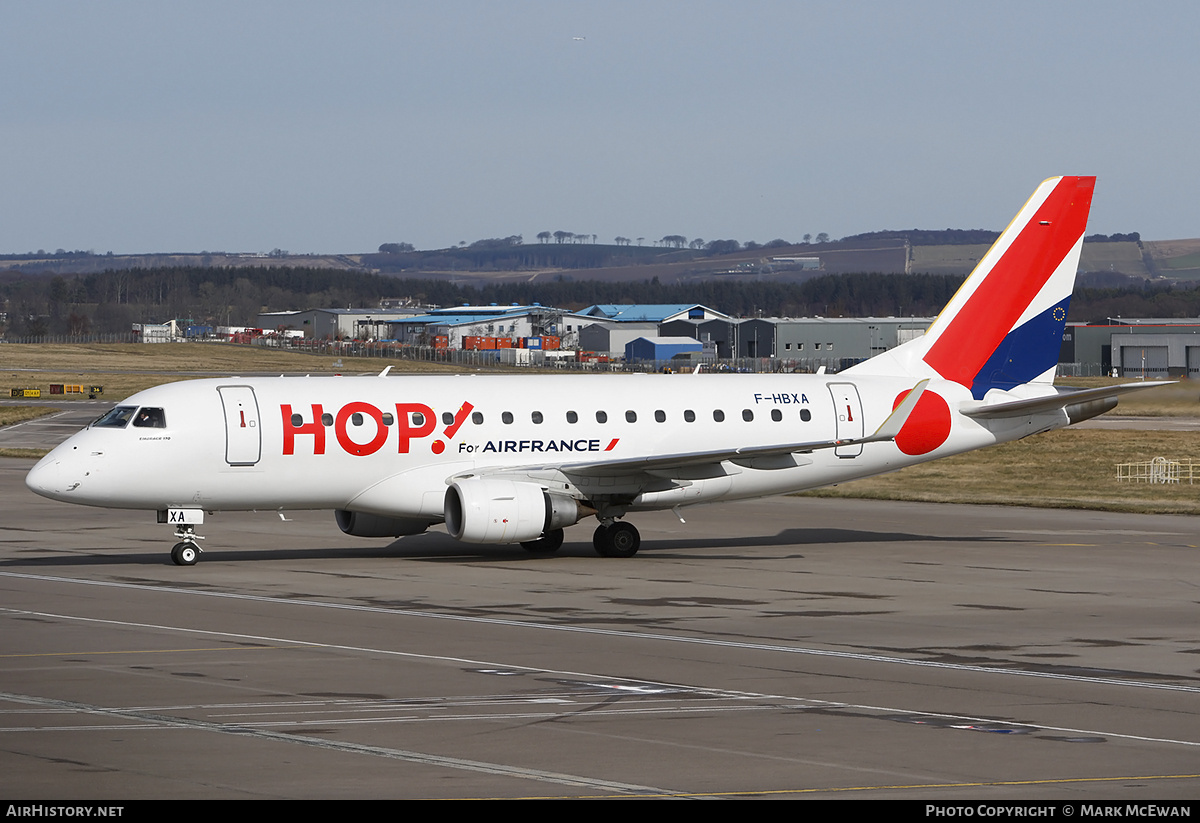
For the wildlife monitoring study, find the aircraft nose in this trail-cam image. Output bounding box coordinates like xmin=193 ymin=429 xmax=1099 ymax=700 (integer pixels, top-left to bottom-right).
xmin=25 ymin=443 xmax=93 ymax=501
xmin=25 ymin=453 xmax=63 ymax=498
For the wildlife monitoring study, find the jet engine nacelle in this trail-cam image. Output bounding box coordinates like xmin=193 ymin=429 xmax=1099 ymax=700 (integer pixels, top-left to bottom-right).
xmin=444 ymin=477 xmax=587 ymax=544
xmin=335 ymin=509 xmax=431 ymax=538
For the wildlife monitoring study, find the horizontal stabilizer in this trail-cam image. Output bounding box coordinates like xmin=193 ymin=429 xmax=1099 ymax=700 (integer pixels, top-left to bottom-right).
xmin=960 ymin=382 xmax=1173 ymax=420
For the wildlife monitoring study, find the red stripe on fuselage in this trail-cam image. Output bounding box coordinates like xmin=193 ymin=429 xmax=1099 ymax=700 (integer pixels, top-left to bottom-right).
xmin=923 ymin=176 xmax=1094 ymax=390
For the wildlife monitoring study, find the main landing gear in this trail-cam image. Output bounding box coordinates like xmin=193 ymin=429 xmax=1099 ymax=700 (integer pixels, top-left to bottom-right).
xmin=518 ymin=521 xmax=643 ymax=557
xmin=170 ymin=525 xmax=204 ymax=566
xmin=520 ymin=529 xmax=565 ymax=554
xmin=593 ymin=521 xmax=640 ymax=558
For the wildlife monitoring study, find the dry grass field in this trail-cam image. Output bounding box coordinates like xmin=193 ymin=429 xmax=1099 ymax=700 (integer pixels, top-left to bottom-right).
xmin=909 ymin=243 xmax=990 ymax=275
xmin=0 ymin=342 xmax=472 ymax=399
xmin=912 ymin=240 xmax=1160 ymax=278
xmin=1059 ymin=376 xmax=1199 ymax=416
xmin=802 ymin=428 xmax=1200 ymax=515
xmin=0 ymin=405 xmax=58 ymax=427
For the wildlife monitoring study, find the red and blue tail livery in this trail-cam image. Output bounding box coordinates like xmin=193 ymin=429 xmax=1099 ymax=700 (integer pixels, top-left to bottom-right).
xmin=853 ymin=176 xmax=1095 ymax=399
xmin=27 ymin=176 xmax=1166 ymax=564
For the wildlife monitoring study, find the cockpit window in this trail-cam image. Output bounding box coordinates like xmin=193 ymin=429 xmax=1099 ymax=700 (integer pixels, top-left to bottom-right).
xmin=93 ymin=406 xmax=137 ymax=428
xmin=132 ymin=407 xmax=167 ymax=428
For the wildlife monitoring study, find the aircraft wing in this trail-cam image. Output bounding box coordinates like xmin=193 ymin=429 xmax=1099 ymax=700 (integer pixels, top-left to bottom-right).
xmin=959 ymin=381 xmax=1173 ymax=420
xmin=464 ymin=379 xmax=931 ymax=479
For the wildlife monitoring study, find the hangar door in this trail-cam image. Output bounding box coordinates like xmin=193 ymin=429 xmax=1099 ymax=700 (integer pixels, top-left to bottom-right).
xmin=1121 ymin=346 xmax=1168 ymax=379
xmin=217 ymin=385 xmax=262 ymax=466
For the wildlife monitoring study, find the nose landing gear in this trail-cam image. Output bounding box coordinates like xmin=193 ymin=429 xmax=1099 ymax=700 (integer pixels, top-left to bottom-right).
xmin=159 ymin=509 xmax=206 ymax=566
xmin=170 ymin=525 xmax=204 ymax=566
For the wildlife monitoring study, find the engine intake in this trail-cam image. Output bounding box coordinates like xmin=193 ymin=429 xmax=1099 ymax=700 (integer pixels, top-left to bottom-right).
xmin=444 ymin=478 xmax=588 ymax=543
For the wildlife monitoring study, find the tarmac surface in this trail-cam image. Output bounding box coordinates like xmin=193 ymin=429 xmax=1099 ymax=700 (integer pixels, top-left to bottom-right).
xmin=2 ymin=448 xmax=1199 ymax=799
xmin=0 ymin=403 xmax=108 ymax=451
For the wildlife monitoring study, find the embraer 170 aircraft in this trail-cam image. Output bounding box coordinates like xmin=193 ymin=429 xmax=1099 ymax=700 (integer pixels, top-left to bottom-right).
xmin=26 ymin=176 xmax=1160 ymax=565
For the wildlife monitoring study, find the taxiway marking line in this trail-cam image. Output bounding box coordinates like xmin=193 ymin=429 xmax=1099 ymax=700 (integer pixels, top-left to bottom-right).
xmin=0 ymin=646 xmax=281 ymax=658
xmin=4 ymin=570 xmax=1200 ymax=694
xmin=3 ymin=604 xmax=1199 ymax=751
xmin=0 ymin=689 xmax=677 ymax=795
xmin=508 ymin=772 xmax=1200 ymax=799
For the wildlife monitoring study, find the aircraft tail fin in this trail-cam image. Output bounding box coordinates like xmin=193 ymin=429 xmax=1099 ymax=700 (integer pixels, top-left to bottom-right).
xmin=846 ymin=176 xmax=1095 ymax=399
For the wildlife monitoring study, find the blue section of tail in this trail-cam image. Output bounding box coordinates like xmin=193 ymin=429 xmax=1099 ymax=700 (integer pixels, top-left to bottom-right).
xmin=968 ymin=298 xmax=1070 ymax=399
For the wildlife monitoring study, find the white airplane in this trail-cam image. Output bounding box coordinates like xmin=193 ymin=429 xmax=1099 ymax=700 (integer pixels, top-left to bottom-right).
xmin=26 ymin=176 xmax=1162 ymax=565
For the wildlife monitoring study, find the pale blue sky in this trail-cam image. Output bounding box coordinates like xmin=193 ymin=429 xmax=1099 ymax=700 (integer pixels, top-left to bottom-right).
xmin=3 ymin=1 xmax=1197 ymax=254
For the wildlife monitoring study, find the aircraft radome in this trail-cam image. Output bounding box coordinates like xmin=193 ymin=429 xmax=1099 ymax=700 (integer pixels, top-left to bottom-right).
xmin=26 ymin=177 xmax=1164 ymax=565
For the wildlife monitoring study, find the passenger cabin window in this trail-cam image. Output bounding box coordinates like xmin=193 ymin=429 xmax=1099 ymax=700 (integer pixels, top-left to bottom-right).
xmin=800 ymin=409 xmax=812 ymax=422
xmin=625 ymin=410 xmax=637 ymax=423
xmin=654 ymin=410 xmax=666 ymax=423
xmin=713 ymin=410 xmax=725 ymax=422
xmin=350 ymin=412 xmax=364 ymax=426
xmin=596 ymin=411 xmax=607 ymax=423
xmin=771 ymin=409 xmax=782 ymax=422
xmin=531 ymin=411 xmax=543 ymax=424
xmin=442 ymin=411 xmax=454 ymax=425
xmin=502 ymin=412 xmax=514 ymax=424
xmin=684 ymin=409 xmax=695 ymax=422
xmin=321 ymin=413 xmax=334 ymax=426
xmin=742 ymin=409 xmax=753 ymax=422
xmin=94 ymin=406 xmax=137 ymax=428
xmin=566 ymin=410 xmax=578 ymax=423
xmin=382 ymin=413 xmax=394 ymax=426
xmin=471 ymin=411 xmax=484 ymax=425
xmin=412 ymin=412 xmax=425 ymax=426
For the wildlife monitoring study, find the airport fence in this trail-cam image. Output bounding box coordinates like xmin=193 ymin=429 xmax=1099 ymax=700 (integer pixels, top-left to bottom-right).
xmin=1 ymin=333 xmax=139 ymax=345
xmin=1056 ymin=362 xmax=1111 ymax=378
xmin=246 ymin=337 xmax=851 ymax=374
xmin=1116 ymin=457 xmax=1200 ymax=484
xmin=0 ymin=332 xmax=850 ymax=374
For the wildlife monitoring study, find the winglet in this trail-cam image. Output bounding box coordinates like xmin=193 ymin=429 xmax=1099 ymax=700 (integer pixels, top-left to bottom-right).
xmin=868 ymin=379 xmax=929 ymax=442
xmin=379 ymin=366 xmax=392 ymax=377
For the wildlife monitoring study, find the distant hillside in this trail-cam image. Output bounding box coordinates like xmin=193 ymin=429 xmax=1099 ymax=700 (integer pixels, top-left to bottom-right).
xmin=4 ymin=233 xmax=1198 ymax=284
xmin=1146 ymin=239 xmax=1200 ymax=280
xmin=0 ymin=252 xmax=364 ymax=275
xmin=1079 ymin=241 xmax=1151 ymax=278
xmin=841 ymin=229 xmax=999 ymax=246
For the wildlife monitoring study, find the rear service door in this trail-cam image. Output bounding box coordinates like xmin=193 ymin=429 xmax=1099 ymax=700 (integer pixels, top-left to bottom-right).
xmin=828 ymin=383 xmax=864 ymax=458
xmin=218 ymin=385 xmax=261 ymax=466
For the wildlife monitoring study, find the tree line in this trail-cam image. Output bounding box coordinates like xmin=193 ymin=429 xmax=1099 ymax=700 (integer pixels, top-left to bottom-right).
xmin=1 ymin=265 xmax=1194 ymax=338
